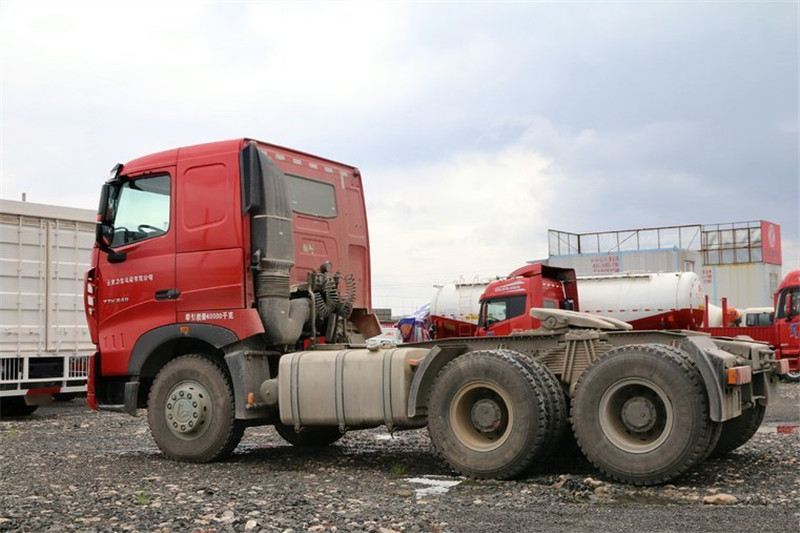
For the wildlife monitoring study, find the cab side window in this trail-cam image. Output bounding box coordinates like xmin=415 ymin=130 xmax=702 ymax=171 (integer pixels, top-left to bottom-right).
xmin=481 ymin=295 xmax=527 ymax=327
xmin=777 ymin=288 xmax=800 ymax=319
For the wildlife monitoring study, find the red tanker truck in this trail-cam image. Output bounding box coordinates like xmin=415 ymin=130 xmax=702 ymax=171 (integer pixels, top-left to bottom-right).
xmin=86 ymin=138 xmax=788 ymax=485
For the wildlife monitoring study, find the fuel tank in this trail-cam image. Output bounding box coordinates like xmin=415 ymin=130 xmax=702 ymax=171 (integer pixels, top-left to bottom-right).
xmin=278 ymin=346 xmax=430 ymax=430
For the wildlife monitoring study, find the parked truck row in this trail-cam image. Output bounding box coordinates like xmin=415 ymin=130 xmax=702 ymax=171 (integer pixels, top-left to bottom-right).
xmin=84 ymin=138 xmax=788 ymax=485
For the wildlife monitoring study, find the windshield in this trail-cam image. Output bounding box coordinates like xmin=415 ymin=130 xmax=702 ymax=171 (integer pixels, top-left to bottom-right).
xmin=101 ymin=175 xmax=171 ymax=247
xmin=776 ymin=287 xmax=800 ymax=320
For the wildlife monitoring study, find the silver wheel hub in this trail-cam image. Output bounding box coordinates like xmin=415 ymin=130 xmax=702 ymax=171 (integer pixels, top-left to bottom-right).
xmin=165 ymin=380 xmax=211 ymax=439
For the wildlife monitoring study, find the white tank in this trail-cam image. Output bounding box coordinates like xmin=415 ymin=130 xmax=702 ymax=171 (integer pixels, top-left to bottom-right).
xmin=429 ymin=271 xmax=709 ymax=331
xmin=577 ymin=272 xmax=706 ymax=330
xmin=430 ymin=281 xmax=490 ymax=325
xmin=706 ymin=304 xmax=723 ymax=327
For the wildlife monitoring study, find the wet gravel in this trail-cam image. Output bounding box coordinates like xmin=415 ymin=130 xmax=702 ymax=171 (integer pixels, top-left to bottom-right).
xmin=0 ymin=383 xmax=798 ymax=533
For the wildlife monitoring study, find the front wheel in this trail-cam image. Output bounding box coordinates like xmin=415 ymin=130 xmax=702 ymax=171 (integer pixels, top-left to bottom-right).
xmin=147 ymin=355 xmax=244 ymax=463
xmin=572 ymin=344 xmax=717 ymax=485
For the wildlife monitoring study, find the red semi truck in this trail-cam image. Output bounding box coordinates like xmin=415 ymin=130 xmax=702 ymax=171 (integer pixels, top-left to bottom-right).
xmin=86 ymin=139 xmax=788 ymax=485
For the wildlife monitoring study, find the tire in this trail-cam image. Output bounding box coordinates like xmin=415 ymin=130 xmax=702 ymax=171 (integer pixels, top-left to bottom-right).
xmin=656 ymin=344 xmax=722 ymax=462
xmin=427 ymin=350 xmax=548 ymax=480
xmin=532 ymin=361 xmax=568 ymax=457
xmin=274 ymin=423 xmax=343 ymax=447
xmin=571 ymin=344 xmax=717 ymax=485
xmin=709 ymin=403 xmax=766 ymax=458
xmin=0 ymin=397 xmax=38 ymax=418
xmin=147 ymin=355 xmax=244 ymax=463
xmin=781 ymin=369 xmax=800 ymax=383
xmin=498 ymin=349 xmax=568 ymax=460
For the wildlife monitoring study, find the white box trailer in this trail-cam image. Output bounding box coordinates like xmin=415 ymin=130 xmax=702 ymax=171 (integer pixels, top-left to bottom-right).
xmin=0 ymin=199 xmax=95 ymax=416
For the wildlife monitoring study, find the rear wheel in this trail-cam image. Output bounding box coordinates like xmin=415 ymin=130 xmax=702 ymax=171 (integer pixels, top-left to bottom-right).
xmin=710 ymin=403 xmax=766 ymax=457
xmin=274 ymin=423 xmax=343 ymax=447
xmin=572 ymin=344 xmax=717 ymax=485
xmin=499 ymin=350 xmax=567 ymax=460
xmin=427 ymin=350 xmax=548 ymax=479
xmin=0 ymin=397 xmax=38 ymax=418
xmin=147 ymin=355 xmax=244 ymax=462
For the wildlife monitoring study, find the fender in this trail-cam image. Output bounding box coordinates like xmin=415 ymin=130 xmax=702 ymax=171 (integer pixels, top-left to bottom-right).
xmin=111 ymin=324 xmax=240 ymax=416
xmin=678 ymin=335 xmax=737 ymax=422
xmin=406 ymin=344 xmax=469 ymax=418
xmin=128 ymin=323 xmax=239 ymax=376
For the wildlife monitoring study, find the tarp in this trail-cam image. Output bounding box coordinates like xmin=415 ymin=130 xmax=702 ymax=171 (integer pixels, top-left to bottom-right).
xmin=396 ymin=304 xmax=432 ymax=343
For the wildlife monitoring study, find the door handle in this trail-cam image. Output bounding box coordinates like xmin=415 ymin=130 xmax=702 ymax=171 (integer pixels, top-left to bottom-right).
xmin=155 ymin=288 xmax=181 ymax=301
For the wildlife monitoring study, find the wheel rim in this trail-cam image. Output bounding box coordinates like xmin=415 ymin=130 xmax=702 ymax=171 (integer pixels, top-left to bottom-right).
xmin=787 ymin=370 xmax=800 ymax=379
xmin=449 ymin=380 xmax=513 ymax=452
xmin=598 ymin=377 xmax=673 ymax=454
xmin=164 ymin=380 xmax=212 ymax=440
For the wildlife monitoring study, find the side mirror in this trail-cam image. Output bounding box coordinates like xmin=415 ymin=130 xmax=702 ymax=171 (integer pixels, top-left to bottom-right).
xmin=787 ymin=295 xmax=795 ymax=319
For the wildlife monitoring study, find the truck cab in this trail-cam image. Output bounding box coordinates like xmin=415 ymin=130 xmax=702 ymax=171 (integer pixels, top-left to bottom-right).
xmin=774 ymin=269 xmax=800 ymax=379
xmin=476 ymin=263 xmax=578 ymax=336
xmin=86 ymin=139 xmax=377 ymax=414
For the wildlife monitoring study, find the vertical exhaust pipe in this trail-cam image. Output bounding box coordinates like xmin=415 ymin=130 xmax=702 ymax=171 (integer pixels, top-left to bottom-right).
xmin=241 ymin=143 xmax=310 ymax=346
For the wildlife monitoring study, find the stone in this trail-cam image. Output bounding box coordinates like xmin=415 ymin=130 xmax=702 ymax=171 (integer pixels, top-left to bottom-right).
xmin=703 ymin=493 xmax=738 ymax=505
xmin=583 ymin=477 xmax=604 ymax=489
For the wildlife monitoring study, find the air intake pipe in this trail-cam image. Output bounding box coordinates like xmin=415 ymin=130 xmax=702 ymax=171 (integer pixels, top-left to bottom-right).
xmin=241 ymin=143 xmax=310 ymax=345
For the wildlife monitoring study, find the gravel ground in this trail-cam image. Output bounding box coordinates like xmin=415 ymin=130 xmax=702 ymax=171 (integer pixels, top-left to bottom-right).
xmin=0 ymin=383 xmax=798 ymax=533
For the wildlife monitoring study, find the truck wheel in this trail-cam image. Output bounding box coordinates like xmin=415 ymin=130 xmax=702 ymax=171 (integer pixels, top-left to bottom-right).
xmin=147 ymin=355 xmax=244 ymax=463
xmin=781 ymin=369 xmax=800 ymax=383
xmin=0 ymin=397 xmax=38 ymax=417
xmin=532 ymin=361 xmax=568 ymax=458
xmin=499 ymin=349 xmax=567 ymax=460
xmin=274 ymin=423 xmax=343 ymax=447
xmin=710 ymin=403 xmax=766 ymax=458
xmin=427 ymin=350 xmax=547 ymax=479
xmin=656 ymin=344 xmax=722 ymax=461
xmin=571 ymin=344 xmax=716 ymax=485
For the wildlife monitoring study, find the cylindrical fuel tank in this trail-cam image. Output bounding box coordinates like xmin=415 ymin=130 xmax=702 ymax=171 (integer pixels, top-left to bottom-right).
xmin=278 ymin=347 xmax=430 ymax=430
xmin=430 ymin=282 xmax=489 ymax=324
xmin=577 ymin=271 xmax=706 ymax=329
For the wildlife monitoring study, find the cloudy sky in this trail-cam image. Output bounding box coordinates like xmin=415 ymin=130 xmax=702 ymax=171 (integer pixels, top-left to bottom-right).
xmin=1 ymin=1 xmax=797 ymax=315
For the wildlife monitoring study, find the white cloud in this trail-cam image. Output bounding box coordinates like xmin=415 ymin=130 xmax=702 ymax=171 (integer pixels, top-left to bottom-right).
xmin=368 ymin=145 xmax=556 ymax=315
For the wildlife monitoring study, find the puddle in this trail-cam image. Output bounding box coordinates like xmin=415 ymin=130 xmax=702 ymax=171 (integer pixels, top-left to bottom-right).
xmin=756 ymin=423 xmax=799 ymax=434
xmin=405 ymin=476 xmax=461 ymax=499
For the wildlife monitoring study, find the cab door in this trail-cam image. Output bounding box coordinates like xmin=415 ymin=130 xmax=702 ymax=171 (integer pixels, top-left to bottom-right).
xmin=96 ymin=171 xmax=176 ymax=376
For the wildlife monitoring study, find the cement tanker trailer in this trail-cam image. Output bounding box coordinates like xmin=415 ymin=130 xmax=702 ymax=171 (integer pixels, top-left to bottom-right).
xmin=429 ymin=268 xmax=708 ymax=337
xmin=576 ymin=271 xmax=706 ymax=330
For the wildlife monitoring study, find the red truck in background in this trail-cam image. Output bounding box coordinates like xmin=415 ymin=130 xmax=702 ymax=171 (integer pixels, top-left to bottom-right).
xmin=430 ymin=264 xmax=800 ymax=380
xmin=702 ymin=269 xmax=800 ymax=381
xmin=85 ymin=138 xmax=787 ymax=485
